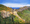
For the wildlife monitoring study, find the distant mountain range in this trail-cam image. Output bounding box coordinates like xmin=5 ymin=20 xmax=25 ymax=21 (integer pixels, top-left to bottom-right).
xmin=10 ymin=7 xmax=20 ymax=9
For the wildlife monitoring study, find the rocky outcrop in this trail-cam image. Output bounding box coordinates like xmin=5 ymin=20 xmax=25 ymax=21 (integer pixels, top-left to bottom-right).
xmin=1 ymin=10 xmax=11 ymax=18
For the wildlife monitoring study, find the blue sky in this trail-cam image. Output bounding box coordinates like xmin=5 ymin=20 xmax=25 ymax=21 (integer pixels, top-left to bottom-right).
xmin=0 ymin=0 xmax=30 ymax=7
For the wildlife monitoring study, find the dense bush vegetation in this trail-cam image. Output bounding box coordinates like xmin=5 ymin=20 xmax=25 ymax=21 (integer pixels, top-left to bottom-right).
xmin=0 ymin=14 xmax=16 ymax=24
xmin=28 ymin=8 xmax=30 ymax=11
xmin=0 ymin=13 xmax=25 ymax=24
xmin=17 ymin=10 xmax=30 ymax=23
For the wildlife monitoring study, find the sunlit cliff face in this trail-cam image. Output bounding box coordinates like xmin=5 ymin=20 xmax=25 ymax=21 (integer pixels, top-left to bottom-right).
xmin=1 ymin=10 xmax=10 ymax=18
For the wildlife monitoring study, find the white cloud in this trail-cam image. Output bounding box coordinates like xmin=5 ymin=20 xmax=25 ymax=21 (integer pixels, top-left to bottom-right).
xmin=3 ymin=3 xmax=30 ymax=7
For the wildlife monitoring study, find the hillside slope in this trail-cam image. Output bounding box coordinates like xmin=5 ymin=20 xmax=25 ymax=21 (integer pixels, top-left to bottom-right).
xmin=17 ymin=8 xmax=30 ymax=23
xmin=0 ymin=4 xmax=12 ymax=11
